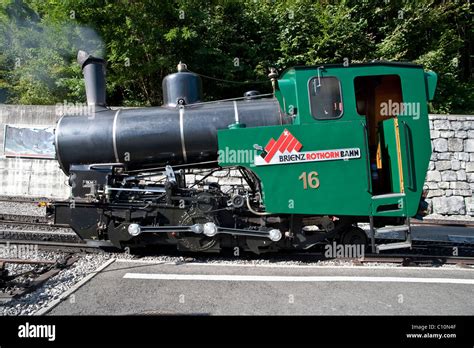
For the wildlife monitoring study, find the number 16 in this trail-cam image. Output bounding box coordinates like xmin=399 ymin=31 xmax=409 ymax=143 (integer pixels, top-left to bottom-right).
xmin=298 ymin=171 xmax=320 ymax=189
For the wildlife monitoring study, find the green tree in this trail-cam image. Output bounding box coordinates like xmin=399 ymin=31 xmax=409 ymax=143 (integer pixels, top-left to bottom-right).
xmin=0 ymin=0 xmax=472 ymax=114
xmin=375 ymin=0 xmax=473 ymax=113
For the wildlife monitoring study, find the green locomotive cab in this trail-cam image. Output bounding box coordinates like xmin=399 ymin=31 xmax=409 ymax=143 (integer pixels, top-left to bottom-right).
xmin=218 ymin=62 xmax=437 ymax=250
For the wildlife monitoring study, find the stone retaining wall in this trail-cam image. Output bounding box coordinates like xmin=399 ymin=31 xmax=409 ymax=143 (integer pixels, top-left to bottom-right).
xmin=425 ymin=115 xmax=474 ymax=217
xmin=0 ymin=105 xmax=69 ymax=197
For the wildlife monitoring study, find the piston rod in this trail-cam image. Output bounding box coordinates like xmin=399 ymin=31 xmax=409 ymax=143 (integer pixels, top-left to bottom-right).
xmin=127 ymin=223 xmax=282 ymax=241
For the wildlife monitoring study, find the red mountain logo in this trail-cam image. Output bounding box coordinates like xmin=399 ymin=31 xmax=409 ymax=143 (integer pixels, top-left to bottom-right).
xmin=261 ymin=129 xmax=302 ymax=163
xmin=254 ymin=129 xmax=361 ymax=167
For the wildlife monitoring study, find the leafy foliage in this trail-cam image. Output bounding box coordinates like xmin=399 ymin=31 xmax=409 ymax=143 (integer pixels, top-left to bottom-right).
xmin=0 ymin=0 xmax=472 ymax=113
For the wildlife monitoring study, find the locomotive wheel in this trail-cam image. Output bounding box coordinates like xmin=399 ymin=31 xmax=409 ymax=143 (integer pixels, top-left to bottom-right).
xmin=170 ymin=209 xmax=217 ymax=252
xmin=341 ymin=226 xmax=368 ymax=246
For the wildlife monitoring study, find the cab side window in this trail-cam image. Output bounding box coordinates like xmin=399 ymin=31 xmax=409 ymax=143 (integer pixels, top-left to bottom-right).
xmin=309 ymin=76 xmax=343 ymax=119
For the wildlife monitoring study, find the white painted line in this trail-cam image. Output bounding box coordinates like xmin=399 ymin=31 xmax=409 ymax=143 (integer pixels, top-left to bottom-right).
xmin=114 ymin=259 xmax=474 ymax=271
xmin=123 ymin=273 xmax=474 ymax=284
xmin=115 ymin=259 xmax=172 ymax=264
xmin=36 ymin=258 xmax=116 ymax=316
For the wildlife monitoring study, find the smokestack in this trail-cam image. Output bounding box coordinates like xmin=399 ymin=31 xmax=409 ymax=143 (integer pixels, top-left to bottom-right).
xmin=77 ymin=50 xmax=106 ymax=107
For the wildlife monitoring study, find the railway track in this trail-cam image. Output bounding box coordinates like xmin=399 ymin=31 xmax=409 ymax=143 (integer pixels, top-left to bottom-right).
xmin=413 ymin=219 xmax=474 ymax=227
xmin=0 ymin=213 xmax=62 ymax=226
xmin=356 ymin=254 xmax=474 ymax=266
xmin=0 ymin=229 xmax=81 ymax=247
xmin=0 ymin=214 xmax=102 ymax=253
xmin=0 ymin=239 xmax=105 ymax=253
xmin=376 ymin=238 xmax=474 ymax=257
xmin=0 ymin=254 xmax=78 ymax=302
xmin=1 ymin=229 xmax=474 ymax=257
xmin=0 ymin=196 xmax=53 ymax=204
xmin=289 ymin=252 xmax=474 ymax=267
xmin=2 ymin=233 xmax=474 ymax=266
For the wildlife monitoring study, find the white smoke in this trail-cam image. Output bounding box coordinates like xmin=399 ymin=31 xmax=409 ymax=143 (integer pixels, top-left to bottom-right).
xmin=0 ymin=6 xmax=104 ymax=57
xmin=0 ymin=2 xmax=105 ymax=103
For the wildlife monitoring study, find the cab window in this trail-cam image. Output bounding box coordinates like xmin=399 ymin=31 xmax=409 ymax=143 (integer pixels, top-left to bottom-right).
xmin=309 ymin=76 xmax=343 ymax=119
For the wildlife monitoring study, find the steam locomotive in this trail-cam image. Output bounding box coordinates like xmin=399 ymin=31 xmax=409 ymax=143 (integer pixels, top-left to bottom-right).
xmin=49 ymin=50 xmax=437 ymax=254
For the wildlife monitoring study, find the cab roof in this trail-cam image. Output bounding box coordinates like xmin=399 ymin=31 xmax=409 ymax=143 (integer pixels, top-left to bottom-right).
xmin=292 ymin=61 xmax=423 ymax=70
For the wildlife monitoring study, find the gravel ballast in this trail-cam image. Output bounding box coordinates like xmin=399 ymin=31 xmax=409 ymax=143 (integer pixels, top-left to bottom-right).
xmin=0 ymin=201 xmax=45 ymax=217
xmin=0 ymin=250 xmax=113 ymax=316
